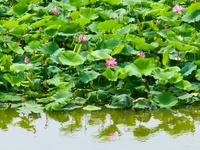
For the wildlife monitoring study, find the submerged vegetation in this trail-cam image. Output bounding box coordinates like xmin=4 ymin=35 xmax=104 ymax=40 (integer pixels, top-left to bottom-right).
xmin=0 ymin=0 xmax=200 ymax=112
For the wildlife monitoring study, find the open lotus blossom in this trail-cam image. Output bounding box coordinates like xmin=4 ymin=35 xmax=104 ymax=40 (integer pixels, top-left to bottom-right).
xmin=178 ymin=35 xmax=183 ymax=41
xmin=24 ymin=56 xmax=29 ymax=63
xmin=53 ymin=8 xmax=59 ymax=14
xmin=105 ymin=58 xmax=117 ymax=67
xmin=78 ymin=35 xmax=87 ymax=42
xmin=172 ymin=4 xmax=183 ymax=15
xmin=137 ymin=52 xmax=145 ymax=58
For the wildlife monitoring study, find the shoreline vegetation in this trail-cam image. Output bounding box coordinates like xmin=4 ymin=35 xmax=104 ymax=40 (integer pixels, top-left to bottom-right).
xmin=0 ymin=0 xmax=200 ymax=113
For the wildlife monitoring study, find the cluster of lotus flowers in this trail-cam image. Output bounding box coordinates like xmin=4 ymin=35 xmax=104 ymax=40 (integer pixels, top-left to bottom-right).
xmin=22 ymin=4 xmax=187 ymax=67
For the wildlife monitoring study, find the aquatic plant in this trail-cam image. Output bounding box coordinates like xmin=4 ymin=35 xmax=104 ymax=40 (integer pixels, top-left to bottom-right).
xmin=0 ymin=0 xmax=200 ymax=112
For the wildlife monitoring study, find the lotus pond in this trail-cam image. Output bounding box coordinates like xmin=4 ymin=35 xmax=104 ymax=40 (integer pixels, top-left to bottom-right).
xmin=0 ymin=0 xmax=200 ymax=112
xmin=1 ymin=104 xmax=200 ymax=150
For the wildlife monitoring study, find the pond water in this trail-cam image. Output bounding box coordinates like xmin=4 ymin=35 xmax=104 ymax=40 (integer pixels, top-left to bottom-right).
xmin=1 ymin=105 xmax=200 ymax=150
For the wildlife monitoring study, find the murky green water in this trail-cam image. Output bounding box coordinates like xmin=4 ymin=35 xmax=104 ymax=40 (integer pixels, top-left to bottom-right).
xmin=1 ymin=105 xmax=200 ymax=150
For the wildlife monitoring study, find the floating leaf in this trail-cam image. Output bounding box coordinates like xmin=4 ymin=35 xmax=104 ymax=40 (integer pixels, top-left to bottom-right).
xmin=105 ymin=104 xmax=126 ymax=109
xmin=83 ymin=105 xmax=101 ymax=111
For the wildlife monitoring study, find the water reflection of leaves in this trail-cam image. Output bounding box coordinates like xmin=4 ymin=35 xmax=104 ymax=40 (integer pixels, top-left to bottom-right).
xmin=0 ymin=109 xmax=19 ymax=130
xmin=0 ymin=106 xmax=199 ymax=142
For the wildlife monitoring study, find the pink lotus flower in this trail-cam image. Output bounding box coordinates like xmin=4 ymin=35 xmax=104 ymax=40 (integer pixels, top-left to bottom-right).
xmin=137 ymin=52 xmax=145 ymax=58
xmin=53 ymin=8 xmax=59 ymax=14
xmin=105 ymin=58 xmax=117 ymax=67
xmin=163 ymin=25 xmax=169 ymax=29
xmin=78 ymin=35 xmax=87 ymax=42
xmin=172 ymin=4 xmax=183 ymax=15
xmin=24 ymin=56 xmax=29 ymax=63
xmin=18 ymin=41 xmax=21 ymax=46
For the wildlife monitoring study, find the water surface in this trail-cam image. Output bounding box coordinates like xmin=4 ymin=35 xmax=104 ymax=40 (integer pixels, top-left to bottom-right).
xmin=1 ymin=105 xmax=200 ymax=150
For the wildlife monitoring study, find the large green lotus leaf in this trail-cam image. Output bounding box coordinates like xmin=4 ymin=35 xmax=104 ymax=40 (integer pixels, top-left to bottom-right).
xmin=111 ymin=44 xmax=125 ymax=56
xmin=13 ymin=3 xmax=28 ymax=16
xmin=11 ymin=24 xmax=28 ymax=38
xmin=58 ymin=51 xmax=85 ymax=66
xmin=170 ymin=41 xmax=193 ymax=51
xmin=155 ymin=92 xmax=178 ymax=109
xmin=18 ymin=13 xmax=36 ymax=22
xmin=80 ymin=8 xmax=98 ymax=20
xmin=58 ymin=22 xmax=84 ymax=35
xmin=73 ymin=18 xmax=91 ymax=27
xmin=99 ymin=10 xmax=118 ymax=20
xmin=90 ymin=49 xmax=112 ymax=59
xmin=116 ymin=94 xmax=133 ymax=107
xmin=122 ymin=0 xmax=144 ymax=5
xmin=187 ymin=2 xmax=200 ymax=13
xmin=7 ymin=42 xmax=24 ymax=54
xmin=2 ymin=21 xmax=19 ymax=30
xmin=182 ymin=10 xmax=200 ymax=23
xmin=180 ymin=62 xmax=197 ymax=77
xmin=174 ymin=80 xmax=191 ymax=90
xmin=158 ymin=29 xmax=176 ymax=39
xmin=3 ymin=74 xmax=24 ymax=86
xmin=19 ymin=0 xmax=41 ymax=3
xmin=162 ymin=49 xmax=169 ymax=66
xmin=1 ymin=36 xmax=12 ymax=43
xmin=102 ymin=68 xmax=118 ymax=81
xmin=10 ymin=63 xmax=29 ymax=73
xmin=38 ymin=42 xmax=59 ymax=55
xmin=44 ymin=25 xmax=61 ymax=32
xmin=88 ymin=22 xmax=99 ymax=33
xmin=125 ymin=58 xmax=156 ymax=77
xmin=97 ymin=20 xmax=122 ymax=32
xmin=116 ymin=68 xmax=128 ymax=79
xmin=102 ymin=0 xmax=121 ymax=5
xmin=195 ymin=69 xmax=200 ymax=81
xmin=83 ymin=105 xmax=101 ymax=111
xmin=136 ymin=42 xmax=158 ymax=51
xmin=105 ymin=38 xmax=122 ymax=49
xmin=152 ymin=67 xmax=180 ymax=80
xmin=79 ymin=70 xmax=100 ymax=83
xmin=131 ymin=36 xmax=145 ymax=45
xmin=30 ymin=16 xmax=53 ymax=29
xmin=52 ymin=89 xmax=72 ymax=103
xmin=116 ymin=24 xmax=138 ymax=34
xmin=17 ymin=101 xmax=43 ymax=113
xmin=121 ymin=45 xmax=138 ymax=56
xmin=59 ymin=103 xmax=82 ymax=111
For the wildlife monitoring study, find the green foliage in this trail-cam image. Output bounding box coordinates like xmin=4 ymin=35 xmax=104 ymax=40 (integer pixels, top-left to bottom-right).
xmin=0 ymin=0 xmax=200 ymax=112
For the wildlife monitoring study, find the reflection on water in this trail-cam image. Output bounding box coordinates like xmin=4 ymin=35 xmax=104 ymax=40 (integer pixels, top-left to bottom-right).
xmin=1 ymin=104 xmax=200 ymax=150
